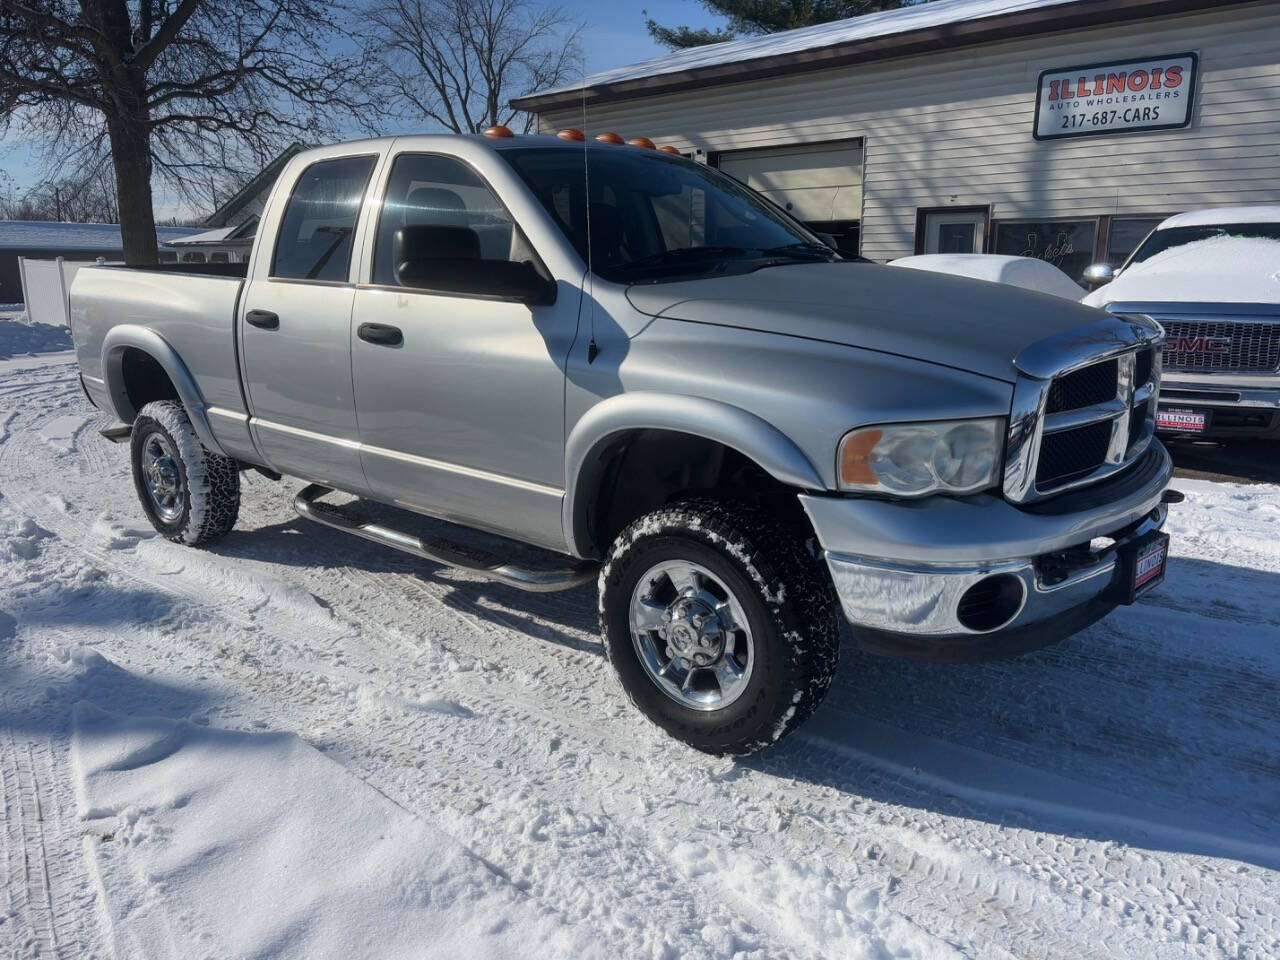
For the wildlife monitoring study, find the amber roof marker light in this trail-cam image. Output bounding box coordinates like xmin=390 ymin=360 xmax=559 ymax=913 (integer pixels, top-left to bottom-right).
xmin=658 ymin=145 xmax=681 ymax=154
xmin=628 ymin=137 xmax=656 ymax=149
xmin=483 ymin=125 xmax=515 ymax=138
xmin=557 ymin=127 xmax=586 ymax=141
xmin=595 ymin=132 xmax=625 ymax=144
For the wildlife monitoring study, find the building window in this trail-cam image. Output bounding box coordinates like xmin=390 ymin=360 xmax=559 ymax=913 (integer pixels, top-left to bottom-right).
xmin=180 ymin=251 xmax=206 ymax=263
xmin=915 ymin=207 xmax=990 ymax=256
xmin=1105 ymin=217 xmax=1165 ymax=268
xmin=992 ymin=219 xmax=1097 ymax=281
xmin=210 ymin=252 xmax=229 ymax=263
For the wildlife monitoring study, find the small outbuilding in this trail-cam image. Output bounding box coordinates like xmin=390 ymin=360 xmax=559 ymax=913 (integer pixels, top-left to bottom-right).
xmin=514 ymin=0 xmax=1280 ymax=278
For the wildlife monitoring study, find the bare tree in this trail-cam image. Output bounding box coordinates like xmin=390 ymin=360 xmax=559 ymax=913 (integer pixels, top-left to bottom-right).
xmin=368 ymin=0 xmax=583 ymax=134
xmin=0 ymin=1 xmax=378 ymax=263
xmin=1 ymin=166 xmax=120 ymax=222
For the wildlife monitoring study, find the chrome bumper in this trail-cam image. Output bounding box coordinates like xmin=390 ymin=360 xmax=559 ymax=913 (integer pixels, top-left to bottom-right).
xmin=798 ymin=442 xmax=1172 ymax=660
xmin=1159 ymin=379 xmax=1280 ymax=409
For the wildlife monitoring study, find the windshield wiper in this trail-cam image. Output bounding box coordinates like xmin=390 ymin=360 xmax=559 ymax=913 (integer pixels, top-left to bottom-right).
xmin=617 ymin=246 xmax=756 ymax=273
xmin=760 ymin=242 xmax=840 ymax=261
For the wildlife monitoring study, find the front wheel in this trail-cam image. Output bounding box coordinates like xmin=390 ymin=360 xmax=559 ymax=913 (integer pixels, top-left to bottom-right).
xmin=599 ymin=499 xmax=840 ymax=755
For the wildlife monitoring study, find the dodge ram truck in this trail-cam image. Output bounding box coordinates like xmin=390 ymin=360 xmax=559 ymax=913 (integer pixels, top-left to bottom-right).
xmin=70 ymin=130 xmax=1175 ymax=754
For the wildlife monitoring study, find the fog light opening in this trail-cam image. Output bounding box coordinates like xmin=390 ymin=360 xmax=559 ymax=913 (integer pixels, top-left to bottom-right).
xmin=957 ymin=574 xmax=1025 ymax=632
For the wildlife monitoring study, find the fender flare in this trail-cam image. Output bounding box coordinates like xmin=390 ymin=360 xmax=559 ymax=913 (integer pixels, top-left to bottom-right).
xmin=100 ymin=325 xmax=226 ymax=456
xmin=563 ymin=392 xmax=825 ymax=556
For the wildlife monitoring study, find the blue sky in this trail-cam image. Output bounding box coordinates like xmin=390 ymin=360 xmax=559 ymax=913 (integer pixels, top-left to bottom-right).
xmin=0 ymin=0 xmax=719 ymax=207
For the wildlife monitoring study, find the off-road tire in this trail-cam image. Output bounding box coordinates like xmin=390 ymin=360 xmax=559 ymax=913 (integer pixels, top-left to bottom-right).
xmin=599 ymin=498 xmax=840 ymax=755
xmin=130 ymin=400 xmax=240 ymax=546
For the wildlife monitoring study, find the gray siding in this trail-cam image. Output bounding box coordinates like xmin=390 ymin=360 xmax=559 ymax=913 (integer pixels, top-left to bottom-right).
xmin=537 ymin=1 xmax=1280 ymax=261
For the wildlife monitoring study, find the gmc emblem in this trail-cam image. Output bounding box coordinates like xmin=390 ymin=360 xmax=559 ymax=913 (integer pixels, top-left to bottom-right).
xmin=1169 ymin=335 xmax=1231 ymax=354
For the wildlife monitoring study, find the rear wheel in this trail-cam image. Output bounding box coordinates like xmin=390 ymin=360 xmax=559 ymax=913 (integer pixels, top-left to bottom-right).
xmin=599 ymin=499 xmax=840 ymax=754
xmin=130 ymin=400 xmax=240 ymax=545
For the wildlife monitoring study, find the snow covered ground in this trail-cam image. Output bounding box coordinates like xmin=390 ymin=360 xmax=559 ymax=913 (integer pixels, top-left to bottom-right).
xmin=1 ymin=353 xmax=1278 ymax=959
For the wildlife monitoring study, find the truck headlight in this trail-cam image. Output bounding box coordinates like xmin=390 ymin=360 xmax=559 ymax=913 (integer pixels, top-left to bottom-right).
xmin=837 ymin=418 xmax=1004 ymax=496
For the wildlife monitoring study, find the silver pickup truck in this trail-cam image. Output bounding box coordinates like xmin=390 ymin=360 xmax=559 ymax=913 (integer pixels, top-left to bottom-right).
xmin=70 ymin=132 xmax=1175 ymax=754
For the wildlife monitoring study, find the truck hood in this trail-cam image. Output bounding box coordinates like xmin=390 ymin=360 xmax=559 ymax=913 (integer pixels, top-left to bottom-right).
xmin=626 ymin=262 xmax=1110 ymax=384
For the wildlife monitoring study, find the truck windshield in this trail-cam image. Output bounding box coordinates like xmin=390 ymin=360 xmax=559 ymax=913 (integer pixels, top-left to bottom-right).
xmin=1125 ymin=222 xmax=1280 ymax=268
xmin=501 ymin=146 xmax=838 ymax=283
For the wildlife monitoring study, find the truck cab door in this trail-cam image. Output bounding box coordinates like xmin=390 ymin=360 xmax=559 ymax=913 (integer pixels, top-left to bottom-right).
xmin=350 ymin=152 xmax=578 ymax=551
xmin=239 ymin=152 xmax=380 ymax=493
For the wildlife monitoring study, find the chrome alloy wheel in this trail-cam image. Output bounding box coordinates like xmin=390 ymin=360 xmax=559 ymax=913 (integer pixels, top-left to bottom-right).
xmin=629 ymin=560 xmax=755 ymax=711
xmin=140 ymin=431 xmax=185 ymax=524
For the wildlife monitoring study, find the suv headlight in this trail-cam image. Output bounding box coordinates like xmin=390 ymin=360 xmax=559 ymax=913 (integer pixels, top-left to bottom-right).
xmin=837 ymin=418 xmax=1004 ymax=497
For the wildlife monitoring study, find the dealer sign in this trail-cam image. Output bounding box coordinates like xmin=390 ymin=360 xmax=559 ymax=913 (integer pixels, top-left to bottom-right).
xmin=1034 ymin=53 xmax=1197 ymax=141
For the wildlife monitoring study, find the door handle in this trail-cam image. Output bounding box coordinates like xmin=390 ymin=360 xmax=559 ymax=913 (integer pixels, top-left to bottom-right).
xmin=358 ymin=322 xmax=403 ymax=346
xmin=246 ymin=309 xmax=279 ymax=329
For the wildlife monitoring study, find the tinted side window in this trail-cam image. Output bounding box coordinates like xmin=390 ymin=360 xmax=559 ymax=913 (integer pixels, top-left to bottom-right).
xmin=373 ymin=154 xmax=514 ymax=286
xmin=271 ymin=155 xmax=376 ymax=282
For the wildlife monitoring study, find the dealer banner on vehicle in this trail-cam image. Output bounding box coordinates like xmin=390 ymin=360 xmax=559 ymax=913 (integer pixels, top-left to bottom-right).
xmin=1033 ymin=53 xmax=1198 ymax=141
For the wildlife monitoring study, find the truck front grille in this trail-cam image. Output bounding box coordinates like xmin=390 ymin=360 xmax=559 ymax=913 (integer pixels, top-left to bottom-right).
xmin=1160 ymin=319 xmax=1280 ymax=373
xmin=1046 ymin=359 xmax=1117 ymax=413
xmin=1035 ymin=419 xmax=1112 ymax=490
xmin=1003 ymin=314 xmax=1164 ymax=504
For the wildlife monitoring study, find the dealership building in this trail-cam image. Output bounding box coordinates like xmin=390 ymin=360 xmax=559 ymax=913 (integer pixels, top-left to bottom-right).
xmin=514 ymin=0 xmax=1280 ymax=279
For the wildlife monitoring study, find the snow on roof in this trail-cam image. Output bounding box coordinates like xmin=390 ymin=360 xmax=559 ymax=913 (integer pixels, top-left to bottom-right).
xmin=168 ymin=225 xmax=237 ymax=245
xmin=1085 ymin=235 xmax=1280 ymax=307
xmin=0 ymin=220 xmax=201 ymax=250
xmin=891 ymin=253 xmax=1084 ymax=300
xmin=1157 ymin=206 xmax=1280 ymax=230
xmin=529 ymin=0 xmax=1084 ymax=101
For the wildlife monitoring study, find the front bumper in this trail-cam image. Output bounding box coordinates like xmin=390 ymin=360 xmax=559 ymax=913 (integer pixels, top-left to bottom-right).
xmin=1157 ymin=379 xmax=1280 ymax=438
xmin=799 ymin=442 xmax=1173 ymax=662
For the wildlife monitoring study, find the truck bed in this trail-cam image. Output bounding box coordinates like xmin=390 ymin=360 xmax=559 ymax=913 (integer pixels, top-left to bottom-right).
xmin=69 ymin=263 xmax=255 ymax=459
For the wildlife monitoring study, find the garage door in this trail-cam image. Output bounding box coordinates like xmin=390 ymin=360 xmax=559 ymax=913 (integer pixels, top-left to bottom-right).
xmin=715 ymin=141 xmax=863 ymax=223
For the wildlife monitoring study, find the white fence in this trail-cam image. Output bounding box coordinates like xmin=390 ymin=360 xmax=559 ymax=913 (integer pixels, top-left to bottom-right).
xmin=17 ymin=256 xmax=100 ymax=327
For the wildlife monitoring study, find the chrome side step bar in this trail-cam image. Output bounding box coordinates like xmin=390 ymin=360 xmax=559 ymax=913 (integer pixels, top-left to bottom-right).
xmin=100 ymin=424 xmax=133 ymax=444
xmin=293 ymin=483 xmax=598 ymax=593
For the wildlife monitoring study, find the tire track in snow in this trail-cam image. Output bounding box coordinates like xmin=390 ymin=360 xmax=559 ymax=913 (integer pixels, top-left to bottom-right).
xmin=2 ymin=366 xmax=1277 ymax=958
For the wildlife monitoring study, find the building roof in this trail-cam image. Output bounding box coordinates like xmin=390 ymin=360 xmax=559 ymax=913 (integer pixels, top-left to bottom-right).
xmin=513 ymin=0 xmax=1245 ymax=113
xmin=1157 ymin=206 xmax=1280 ymax=230
xmin=205 ymin=144 xmax=304 ymax=228
xmin=0 ymin=220 xmax=201 ymax=250
xmin=166 ymin=217 xmax=258 ymax=247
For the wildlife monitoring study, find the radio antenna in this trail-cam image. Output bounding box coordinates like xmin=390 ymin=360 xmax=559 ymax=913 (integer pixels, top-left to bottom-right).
xmin=581 ymin=71 xmax=598 ymax=364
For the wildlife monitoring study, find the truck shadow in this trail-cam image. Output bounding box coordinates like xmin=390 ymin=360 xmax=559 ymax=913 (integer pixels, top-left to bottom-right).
xmin=1168 ymin=437 xmax=1280 ymax=484
xmin=757 ymin=554 xmax=1280 ymax=870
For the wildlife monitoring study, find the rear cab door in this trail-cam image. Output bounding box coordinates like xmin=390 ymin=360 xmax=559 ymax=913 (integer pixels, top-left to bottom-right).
xmin=239 ymin=145 xmax=388 ymax=493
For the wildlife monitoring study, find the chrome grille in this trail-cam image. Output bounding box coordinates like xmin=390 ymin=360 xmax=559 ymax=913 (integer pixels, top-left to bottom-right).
xmin=1047 ymin=359 xmax=1118 ymax=413
xmin=1160 ymin=319 xmax=1280 ymax=373
xmin=1036 ymin=419 xmax=1112 ymax=489
xmin=1003 ymin=314 xmax=1164 ymax=504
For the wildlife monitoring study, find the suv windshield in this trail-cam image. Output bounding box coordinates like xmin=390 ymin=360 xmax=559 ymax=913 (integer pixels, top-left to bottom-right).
xmin=1125 ymin=221 xmax=1280 ymax=268
xmin=501 ymin=146 xmax=839 ymax=283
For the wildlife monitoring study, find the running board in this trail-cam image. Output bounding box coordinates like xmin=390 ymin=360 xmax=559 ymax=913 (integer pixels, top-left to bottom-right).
xmin=100 ymin=424 xmax=132 ymax=443
xmin=293 ymin=483 xmax=598 ymax=593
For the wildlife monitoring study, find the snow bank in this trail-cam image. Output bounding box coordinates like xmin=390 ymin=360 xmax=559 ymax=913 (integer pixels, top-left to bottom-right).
xmin=72 ymin=701 xmax=602 ymax=960
xmin=1085 ymin=235 xmax=1280 ymax=305
xmin=0 ymin=317 xmax=72 ymax=358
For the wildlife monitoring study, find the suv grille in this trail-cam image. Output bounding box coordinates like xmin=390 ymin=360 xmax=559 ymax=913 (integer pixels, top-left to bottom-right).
xmin=1047 ymin=359 xmax=1117 ymax=413
xmin=1160 ymin=319 xmax=1280 ymax=373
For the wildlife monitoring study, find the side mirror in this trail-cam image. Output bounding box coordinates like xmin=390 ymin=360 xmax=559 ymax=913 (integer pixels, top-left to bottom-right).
xmin=815 ymin=232 xmax=838 ymax=250
xmin=1081 ymin=262 xmax=1115 ymax=289
xmin=393 ymin=224 xmax=555 ymax=305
